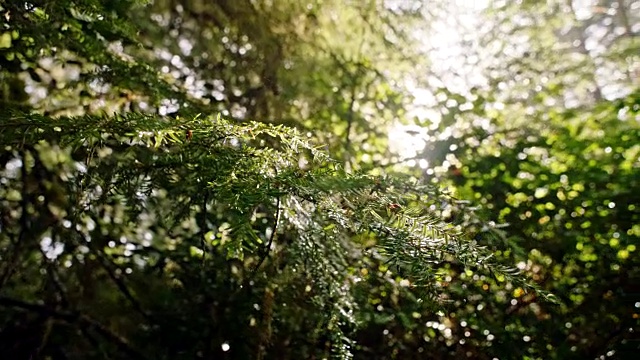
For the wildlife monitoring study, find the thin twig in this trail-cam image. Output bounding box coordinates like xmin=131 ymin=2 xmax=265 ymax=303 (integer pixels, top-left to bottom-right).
xmin=251 ymin=196 xmax=281 ymax=277
xmin=94 ymin=248 xmax=153 ymax=322
xmin=200 ymin=189 xmax=210 ymax=268
xmin=73 ymin=228 xmax=152 ymax=322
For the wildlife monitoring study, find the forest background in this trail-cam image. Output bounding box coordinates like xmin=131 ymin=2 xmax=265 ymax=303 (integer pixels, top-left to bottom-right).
xmin=0 ymin=0 xmax=638 ymax=359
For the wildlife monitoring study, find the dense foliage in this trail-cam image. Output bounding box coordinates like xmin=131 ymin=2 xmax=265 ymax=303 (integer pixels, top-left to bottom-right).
xmin=0 ymin=0 xmax=638 ymax=359
xmin=406 ymin=2 xmax=640 ymax=358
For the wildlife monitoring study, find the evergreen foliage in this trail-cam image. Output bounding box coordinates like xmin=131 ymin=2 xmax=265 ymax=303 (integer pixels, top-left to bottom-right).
xmin=0 ymin=1 xmax=531 ymax=359
xmin=0 ymin=99 xmax=533 ymax=359
xmin=2 ymin=0 xmax=638 ymax=359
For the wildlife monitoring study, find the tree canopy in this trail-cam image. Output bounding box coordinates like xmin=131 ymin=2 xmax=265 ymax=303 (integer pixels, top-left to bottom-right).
xmin=0 ymin=0 xmax=638 ymax=359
